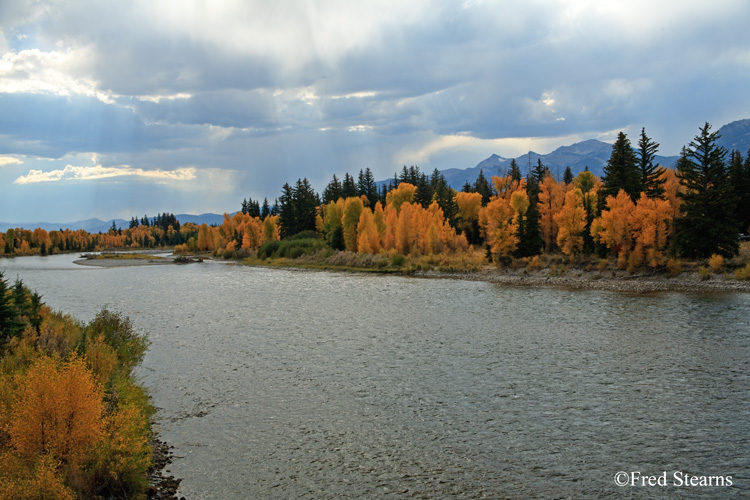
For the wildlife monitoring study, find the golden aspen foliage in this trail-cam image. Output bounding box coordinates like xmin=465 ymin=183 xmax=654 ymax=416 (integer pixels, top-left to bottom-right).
xmin=554 ymin=188 xmax=587 ymax=257
xmin=382 ymin=205 xmax=399 ymax=251
xmin=660 ymin=168 xmax=683 ymax=221
xmin=510 ymin=189 xmax=530 ymax=217
xmin=385 ymin=182 xmax=417 ymax=213
xmin=264 ymin=215 xmax=280 ymax=242
xmin=84 ymin=335 xmax=118 ymax=387
xmin=10 ymin=356 xmax=104 ymax=467
xmin=479 ymin=196 xmax=518 ymax=261
xmin=395 ymin=202 xmax=417 ymax=255
xmin=629 ymin=193 xmax=673 ymax=268
xmin=372 ymin=202 xmax=387 ymax=244
xmin=573 ymin=170 xmax=597 ymax=193
xmin=538 ymin=174 xmax=565 ymax=251
xmin=455 ymin=192 xmax=482 ymax=225
xmin=591 ymin=190 xmax=635 ymax=261
xmin=491 ymin=176 xmax=524 ymax=202
xmin=0 ymin=453 xmax=74 ymax=500
xmin=93 ymin=402 xmax=152 ymax=495
xmin=357 ymin=208 xmax=380 ymax=254
xmin=342 ymin=197 xmax=365 ymax=252
xmin=708 ymin=254 xmax=724 ymax=272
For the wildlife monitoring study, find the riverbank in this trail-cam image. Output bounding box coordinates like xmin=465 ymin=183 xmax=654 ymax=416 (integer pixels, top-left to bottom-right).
xmin=60 ymin=249 xmax=750 ymax=293
xmin=416 ymin=266 xmax=750 ymax=293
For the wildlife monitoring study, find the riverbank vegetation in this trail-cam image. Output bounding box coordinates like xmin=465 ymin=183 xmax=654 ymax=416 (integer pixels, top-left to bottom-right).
xmin=3 ymin=123 xmax=749 ymax=281
xmin=0 ymin=272 xmax=154 ymax=499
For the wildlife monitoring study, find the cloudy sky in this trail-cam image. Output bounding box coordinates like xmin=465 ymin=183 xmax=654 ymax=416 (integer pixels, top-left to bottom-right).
xmin=1 ymin=0 xmax=749 ymax=222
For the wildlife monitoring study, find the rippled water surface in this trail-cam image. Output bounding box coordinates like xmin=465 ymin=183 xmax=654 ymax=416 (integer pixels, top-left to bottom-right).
xmin=2 ymin=254 xmax=749 ymax=498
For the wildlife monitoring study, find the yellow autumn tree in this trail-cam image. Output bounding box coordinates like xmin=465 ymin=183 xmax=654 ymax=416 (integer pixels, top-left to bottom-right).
xmin=629 ymin=193 xmax=673 ymax=267
xmin=357 ymin=208 xmax=380 ymax=254
xmin=538 ymin=174 xmax=565 ymax=252
xmin=342 ymin=197 xmax=365 ymax=252
xmin=455 ymin=191 xmax=482 ymax=239
xmin=554 ymin=187 xmax=587 ymax=257
xmin=479 ymin=195 xmax=517 ymax=261
xmin=385 ymin=182 xmax=416 ymax=213
xmin=591 ymin=190 xmax=635 ymax=265
xmin=10 ymin=356 xmax=104 ymax=469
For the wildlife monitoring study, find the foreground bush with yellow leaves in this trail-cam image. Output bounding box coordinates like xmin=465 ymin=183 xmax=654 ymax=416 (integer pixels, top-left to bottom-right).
xmin=0 ymin=272 xmax=153 ymax=499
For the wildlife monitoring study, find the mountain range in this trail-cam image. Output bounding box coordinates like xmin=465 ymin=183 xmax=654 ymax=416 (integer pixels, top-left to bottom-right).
xmin=3 ymin=120 xmax=748 ymax=232
xmin=0 ymin=213 xmax=228 ymax=234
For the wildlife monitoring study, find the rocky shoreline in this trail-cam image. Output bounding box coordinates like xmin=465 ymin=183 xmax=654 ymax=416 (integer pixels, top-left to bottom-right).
xmin=415 ymin=267 xmax=750 ymax=293
xmin=147 ymin=436 xmax=185 ymax=500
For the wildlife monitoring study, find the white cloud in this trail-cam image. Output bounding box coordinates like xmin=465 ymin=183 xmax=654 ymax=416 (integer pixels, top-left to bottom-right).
xmin=14 ymin=164 xmax=197 ymax=184
xmin=0 ymin=48 xmax=115 ymax=103
xmin=0 ymin=156 xmax=22 ymax=166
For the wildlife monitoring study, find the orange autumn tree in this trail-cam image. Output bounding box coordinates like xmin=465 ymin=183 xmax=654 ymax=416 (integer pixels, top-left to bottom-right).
xmin=479 ymin=193 xmax=517 ymax=261
xmin=10 ymin=356 xmax=104 ymax=470
xmin=342 ymin=197 xmax=365 ymax=252
xmin=356 ymin=207 xmax=380 ymax=254
xmin=554 ymin=187 xmax=587 ymax=257
xmin=629 ymin=193 xmax=673 ymax=268
xmin=385 ymin=182 xmax=417 ymax=213
xmin=538 ymin=174 xmax=565 ymax=252
xmin=591 ymin=190 xmax=635 ymax=267
xmin=455 ymin=191 xmax=482 ymax=243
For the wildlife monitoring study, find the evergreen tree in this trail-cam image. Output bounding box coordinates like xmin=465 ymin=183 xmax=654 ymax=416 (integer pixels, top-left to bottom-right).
xmin=341 ymin=173 xmax=358 ymax=198
xmin=636 ymin=127 xmax=666 ymax=199
xmin=414 ymin=173 xmax=432 ymax=207
xmin=728 ymin=149 xmax=750 ymax=233
xmin=357 ymin=168 xmax=378 ymax=205
xmin=277 ymin=183 xmax=296 ymax=239
xmin=430 ymin=169 xmax=458 ymax=226
xmin=563 ymin=166 xmax=574 ymax=185
xmin=473 ymin=169 xmax=493 ymax=205
xmin=674 ymin=123 xmax=738 ymax=258
xmin=602 ymin=131 xmax=640 ymax=201
xmin=261 ymin=198 xmax=271 ymax=219
xmin=515 ymin=174 xmax=543 ymax=256
xmin=129 ymin=217 xmax=139 ymax=229
xmin=532 ymin=159 xmax=550 ymax=184
xmin=322 ymin=174 xmax=343 ymax=204
xmin=462 ymin=180 xmax=473 ymax=193
xmin=0 ymin=272 xmax=24 ymax=342
xmin=509 ymin=159 xmax=522 ymax=183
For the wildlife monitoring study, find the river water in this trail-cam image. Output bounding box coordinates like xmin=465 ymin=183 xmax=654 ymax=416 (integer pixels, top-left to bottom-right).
xmin=2 ymin=254 xmax=749 ymax=498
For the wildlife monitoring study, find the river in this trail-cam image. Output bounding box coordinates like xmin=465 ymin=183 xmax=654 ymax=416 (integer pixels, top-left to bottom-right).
xmin=2 ymin=254 xmax=749 ymax=498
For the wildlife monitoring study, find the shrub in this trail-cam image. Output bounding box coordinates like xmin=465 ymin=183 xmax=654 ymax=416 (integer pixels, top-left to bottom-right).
xmin=708 ymin=254 xmax=724 ymax=272
xmin=734 ymin=263 xmax=750 ymax=280
xmin=697 ymin=266 xmax=711 ymax=280
xmin=666 ymin=258 xmax=682 ymax=277
xmin=390 ymin=253 xmax=406 ymax=267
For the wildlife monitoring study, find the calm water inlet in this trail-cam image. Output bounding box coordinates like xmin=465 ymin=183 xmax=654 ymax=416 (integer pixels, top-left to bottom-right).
xmin=2 ymin=254 xmax=749 ymax=498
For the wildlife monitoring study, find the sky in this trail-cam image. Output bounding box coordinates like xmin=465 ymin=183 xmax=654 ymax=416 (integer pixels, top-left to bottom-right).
xmin=1 ymin=0 xmax=749 ymax=222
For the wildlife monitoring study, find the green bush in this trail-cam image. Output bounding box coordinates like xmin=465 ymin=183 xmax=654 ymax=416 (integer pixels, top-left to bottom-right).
xmin=257 ymin=238 xmax=327 ymax=260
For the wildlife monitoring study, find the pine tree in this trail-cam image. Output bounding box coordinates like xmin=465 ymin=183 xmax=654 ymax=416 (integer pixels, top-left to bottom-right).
xmin=602 ymin=131 xmax=640 ymax=201
xmin=357 ymin=168 xmax=378 ymax=205
xmin=261 ymin=198 xmax=271 ymax=220
xmin=637 ymin=127 xmax=666 ymax=199
xmin=509 ymin=159 xmax=522 ymax=183
xmin=340 ymin=173 xmax=356 ymax=198
xmin=563 ymin=166 xmax=574 ymax=185
xmin=532 ymin=159 xmax=550 ymax=184
xmin=322 ymin=174 xmax=343 ymax=204
xmin=728 ymin=149 xmax=750 ymax=234
xmin=473 ymin=169 xmax=493 ymax=205
xmin=674 ymin=123 xmax=738 ymax=258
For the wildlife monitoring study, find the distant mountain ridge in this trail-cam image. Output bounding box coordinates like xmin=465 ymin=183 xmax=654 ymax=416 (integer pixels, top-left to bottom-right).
xmin=421 ymin=118 xmax=750 ymax=191
xmin=0 ymin=213 xmax=230 ymax=233
xmin=4 ymin=120 xmax=747 ymax=232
